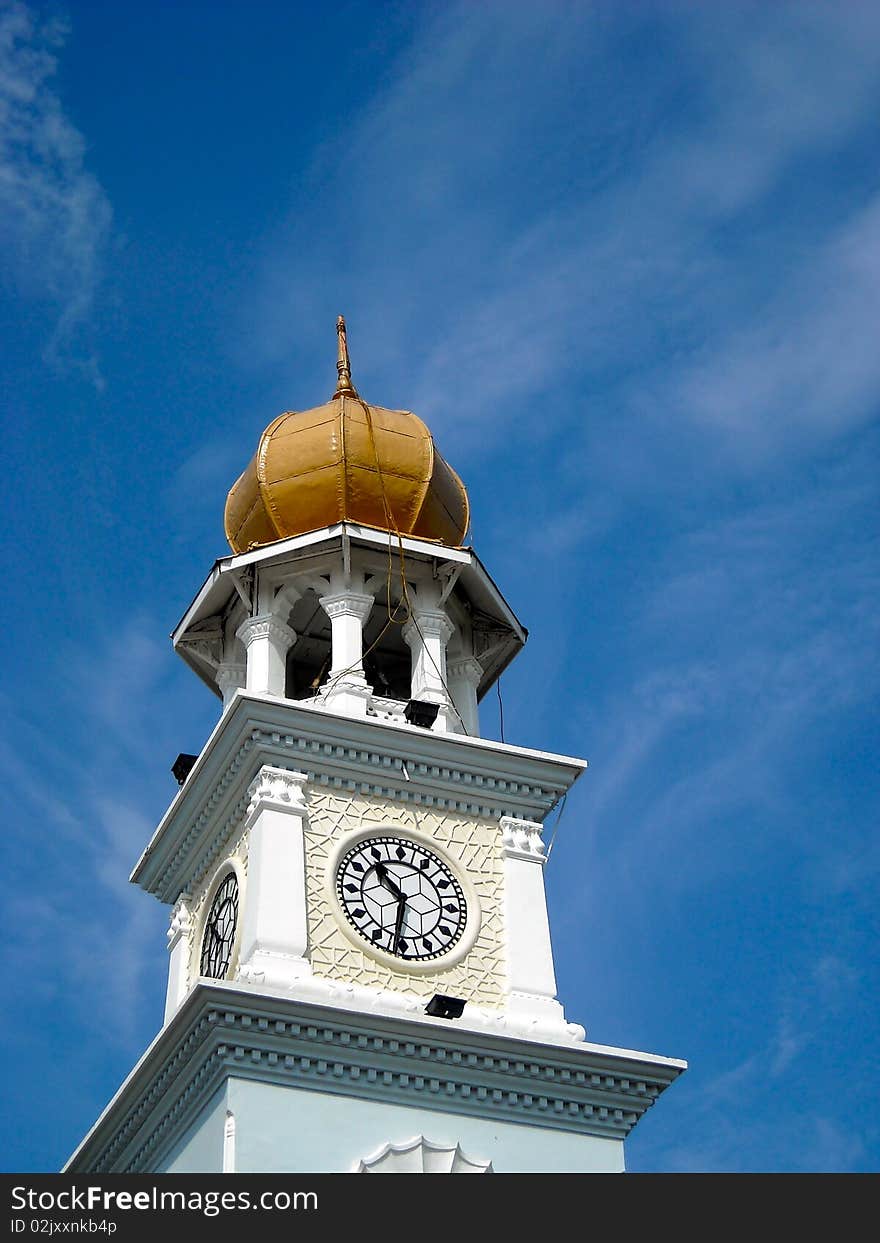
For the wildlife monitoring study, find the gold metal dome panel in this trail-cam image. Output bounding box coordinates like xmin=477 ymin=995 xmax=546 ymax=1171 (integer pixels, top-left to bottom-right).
xmin=224 ymin=322 xmax=469 ymax=553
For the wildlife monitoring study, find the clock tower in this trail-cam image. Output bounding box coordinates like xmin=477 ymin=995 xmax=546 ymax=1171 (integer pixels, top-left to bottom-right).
xmin=65 ymin=319 xmax=684 ymax=1174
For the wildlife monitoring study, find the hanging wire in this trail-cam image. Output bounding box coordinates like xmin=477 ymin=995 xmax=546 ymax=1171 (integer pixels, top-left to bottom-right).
xmin=496 ymin=676 xmax=505 ymax=743
xmin=544 ymin=791 xmax=567 ymax=863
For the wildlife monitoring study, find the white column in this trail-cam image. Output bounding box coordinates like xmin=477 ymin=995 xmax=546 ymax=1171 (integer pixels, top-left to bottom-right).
xmin=164 ymin=897 xmax=192 ymax=1023
xmin=446 ymin=656 xmax=483 ymax=736
xmin=238 ymin=766 xmax=313 ymax=990
xmin=235 ymin=615 xmax=296 ymax=697
xmin=402 ymin=609 xmax=455 ymax=731
xmin=500 ymin=816 xmax=566 ymax=1027
xmin=318 ymin=590 xmax=374 ymax=716
xmin=216 ymin=661 xmax=247 ymax=708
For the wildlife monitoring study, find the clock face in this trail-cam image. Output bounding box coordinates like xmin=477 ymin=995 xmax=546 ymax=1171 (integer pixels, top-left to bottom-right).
xmin=200 ymin=871 xmax=239 ymax=979
xmin=336 ymin=836 xmax=467 ymax=962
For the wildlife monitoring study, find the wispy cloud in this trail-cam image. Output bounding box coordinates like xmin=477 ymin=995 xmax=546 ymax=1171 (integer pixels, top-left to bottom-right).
xmin=0 ymin=0 xmax=112 ymax=386
xmin=0 ymin=614 xmax=205 ymax=1046
xmin=577 ymin=445 xmax=879 ymax=885
xmin=632 ymin=951 xmax=867 ymax=1171
xmin=674 ymin=194 xmax=880 ymax=452
xmin=247 ymin=1 xmax=880 ymax=469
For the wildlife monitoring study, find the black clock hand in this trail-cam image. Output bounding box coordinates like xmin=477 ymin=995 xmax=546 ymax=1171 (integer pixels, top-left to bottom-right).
xmin=374 ymin=861 xmax=405 ymax=902
xmin=392 ymin=894 xmax=407 ymax=953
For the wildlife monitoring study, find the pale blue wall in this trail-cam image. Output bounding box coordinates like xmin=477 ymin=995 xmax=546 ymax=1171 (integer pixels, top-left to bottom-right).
xmin=159 ymin=1083 xmax=228 ymax=1173
xmin=228 ymin=1079 xmax=623 ymax=1173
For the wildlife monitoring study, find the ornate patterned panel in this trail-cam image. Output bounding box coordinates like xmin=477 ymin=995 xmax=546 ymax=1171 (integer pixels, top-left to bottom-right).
xmin=304 ymin=789 xmax=506 ymax=1006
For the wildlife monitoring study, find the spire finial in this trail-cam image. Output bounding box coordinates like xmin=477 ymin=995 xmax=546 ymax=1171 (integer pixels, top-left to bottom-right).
xmin=335 ymin=314 xmax=357 ymax=396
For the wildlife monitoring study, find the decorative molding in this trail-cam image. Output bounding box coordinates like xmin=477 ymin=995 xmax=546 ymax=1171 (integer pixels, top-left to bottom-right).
xmin=182 ymin=639 xmax=222 ymax=670
xmin=246 ymin=765 xmax=309 ymax=819
xmin=154 ymin=727 xmax=552 ymax=904
xmin=500 ymin=816 xmax=547 ymax=862
xmin=132 ymin=697 xmax=587 ymax=903
xmin=365 ymin=695 xmax=408 ymax=724
xmin=505 ymin=991 xmax=586 ymax=1043
xmin=318 ymin=592 xmax=374 ymax=622
xmin=447 ymin=656 xmax=483 ymax=685
xmin=236 ymin=614 xmax=297 ymax=649
xmin=64 ymin=986 xmax=684 ymax=1173
xmin=177 ymin=618 xmax=224 ymax=669
xmin=178 ymin=790 xmax=253 ymax=924
xmin=236 ymin=953 xmax=312 ymax=993
xmin=401 ymin=610 xmax=455 ymax=646
xmin=216 ymin=663 xmax=247 ymax=697
xmin=316 ymin=671 xmax=371 ymax=696
xmin=355 ymin=1135 xmax=492 ymax=1173
xmin=167 ymin=898 xmax=192 ymax=949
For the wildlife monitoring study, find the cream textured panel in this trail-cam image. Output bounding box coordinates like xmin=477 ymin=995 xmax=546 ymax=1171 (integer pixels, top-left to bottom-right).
xmin=305 ymin=789 xmax=506 ymax=1007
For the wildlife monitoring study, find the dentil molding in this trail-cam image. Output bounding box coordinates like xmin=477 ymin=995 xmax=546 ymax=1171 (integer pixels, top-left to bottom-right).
xmin=64 ymin=984 xmax=683 ymax=1173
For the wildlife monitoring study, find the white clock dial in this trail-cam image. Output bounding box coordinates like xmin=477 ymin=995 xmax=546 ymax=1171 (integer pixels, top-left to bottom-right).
xmin=336 ymin=836 xmax=467 ymax=961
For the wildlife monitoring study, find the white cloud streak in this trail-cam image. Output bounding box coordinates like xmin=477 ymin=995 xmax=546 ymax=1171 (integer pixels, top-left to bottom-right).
xmin=0 ymin=0 xmax=112 ymax=385
xmin=635 ymin=951 xmax=867 ymax=1172
xmin=584 ymin=459 xmax=878 ymax=884
xmin=0 ymin=614 xmax=202 ymax=1047
xmin=248 ymin=1 xmax=880 ymax=468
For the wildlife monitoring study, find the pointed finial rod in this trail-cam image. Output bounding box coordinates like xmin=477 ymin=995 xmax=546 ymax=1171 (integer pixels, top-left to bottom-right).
xmin=335 ymin=314 xmax=357 ymax=396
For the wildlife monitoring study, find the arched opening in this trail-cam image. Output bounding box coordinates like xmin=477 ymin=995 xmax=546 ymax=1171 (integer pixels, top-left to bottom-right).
xmin=285 ymin=588 xmax=332 ymax=700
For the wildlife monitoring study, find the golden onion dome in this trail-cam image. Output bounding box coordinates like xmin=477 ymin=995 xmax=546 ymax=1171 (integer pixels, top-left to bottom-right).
xmin=224 ymin=317 xmax=470 ymax=554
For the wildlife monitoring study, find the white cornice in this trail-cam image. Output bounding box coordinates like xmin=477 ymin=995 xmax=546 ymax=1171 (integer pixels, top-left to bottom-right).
xmin=131 ymin=693 xmax=588 ymax=903
xmin=63 ymin=982 xmax=686 ymax=1174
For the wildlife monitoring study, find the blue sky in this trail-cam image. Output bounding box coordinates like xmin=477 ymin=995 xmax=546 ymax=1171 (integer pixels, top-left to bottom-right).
xmin=2 ymin=0 xmax=878 ymax=1173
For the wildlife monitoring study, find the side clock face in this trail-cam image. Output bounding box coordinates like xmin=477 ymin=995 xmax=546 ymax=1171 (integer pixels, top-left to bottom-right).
xmin=200 ymin=871 xmax=239 ymax=979
xmin=336 ymin=836 xmax=466 ymax=962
